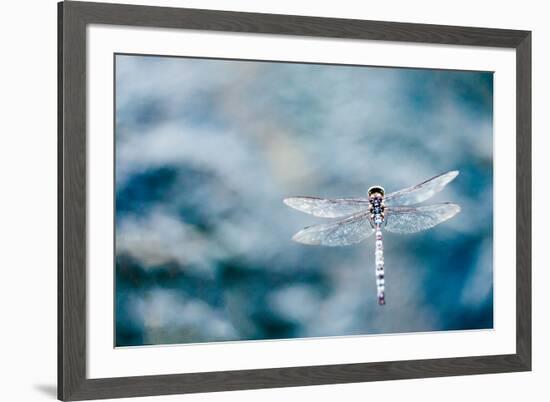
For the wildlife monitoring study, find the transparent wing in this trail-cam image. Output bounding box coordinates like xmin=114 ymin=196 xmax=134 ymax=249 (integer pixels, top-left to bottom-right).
xmin=384 ymin=170 xmax=459 ymax=207
xmin=291 ymin=212 xmax=374 ymax=246
xmin=384 ymin=203 xmax=460 ymax=234
xmin=283 ymin=196 xmax=370 ymax=218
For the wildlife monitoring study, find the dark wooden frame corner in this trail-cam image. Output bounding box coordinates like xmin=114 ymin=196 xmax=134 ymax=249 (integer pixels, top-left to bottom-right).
xmin=58 ymin=1 xmax=531 ymax=400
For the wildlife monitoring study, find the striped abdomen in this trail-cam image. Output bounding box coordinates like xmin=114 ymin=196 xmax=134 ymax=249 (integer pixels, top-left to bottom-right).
xmin=375 ymin=225 xmax=385 ymax=305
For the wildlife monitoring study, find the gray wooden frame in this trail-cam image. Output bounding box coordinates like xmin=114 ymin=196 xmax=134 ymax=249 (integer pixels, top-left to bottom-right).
xmin=58 ymin=1 xmax=532 ymax=400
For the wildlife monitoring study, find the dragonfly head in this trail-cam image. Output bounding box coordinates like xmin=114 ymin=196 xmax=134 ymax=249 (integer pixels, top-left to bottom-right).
xmin=368 ymin=186 xmax=385 ymax=198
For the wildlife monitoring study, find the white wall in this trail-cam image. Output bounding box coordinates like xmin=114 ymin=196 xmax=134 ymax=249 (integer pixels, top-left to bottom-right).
xmin=0 ymin=0 xmax=546 ymax=401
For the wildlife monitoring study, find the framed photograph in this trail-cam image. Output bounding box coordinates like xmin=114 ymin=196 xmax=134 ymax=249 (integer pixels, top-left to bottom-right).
xmin=58 ymin=1 xmax=531 ymax=400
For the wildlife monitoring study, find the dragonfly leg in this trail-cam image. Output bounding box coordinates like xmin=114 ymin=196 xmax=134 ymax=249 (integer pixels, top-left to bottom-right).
xmin=375 ymin=225 xmax=385 ymax=305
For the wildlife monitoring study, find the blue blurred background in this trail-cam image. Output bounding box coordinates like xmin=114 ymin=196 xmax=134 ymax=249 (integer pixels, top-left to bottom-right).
xmin=115 ymin=54 xmax=493 ymax=347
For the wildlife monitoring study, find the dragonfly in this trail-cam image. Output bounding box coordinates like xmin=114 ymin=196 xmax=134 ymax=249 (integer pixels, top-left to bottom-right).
xmin=283 ymin=170 xmax=461 ymax=306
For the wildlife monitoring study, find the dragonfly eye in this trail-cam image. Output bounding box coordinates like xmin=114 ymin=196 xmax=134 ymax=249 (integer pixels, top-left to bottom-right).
xmin=368 ymin=186 xmax=385 ymax=197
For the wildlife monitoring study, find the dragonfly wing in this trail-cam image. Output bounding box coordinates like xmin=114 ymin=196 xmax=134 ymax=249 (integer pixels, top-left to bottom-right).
xmin=284 ymin=196 xmax=370 ymax=218
xmin=292 ymin=212 xmax=374 ymax=246
xmin=384 ymin=203 xmax=460 ymax=234
xmin=384 ymin=170 xmax=459 ymax=206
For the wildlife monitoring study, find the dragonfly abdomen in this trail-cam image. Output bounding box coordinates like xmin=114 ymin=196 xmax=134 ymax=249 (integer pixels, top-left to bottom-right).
xmin=375 ymin=225 xmax=385 ymax=305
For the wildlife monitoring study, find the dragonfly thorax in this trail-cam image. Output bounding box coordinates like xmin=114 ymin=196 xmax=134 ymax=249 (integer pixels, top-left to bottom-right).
xmin=368 ymin=188 xmax=385 ymax=225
